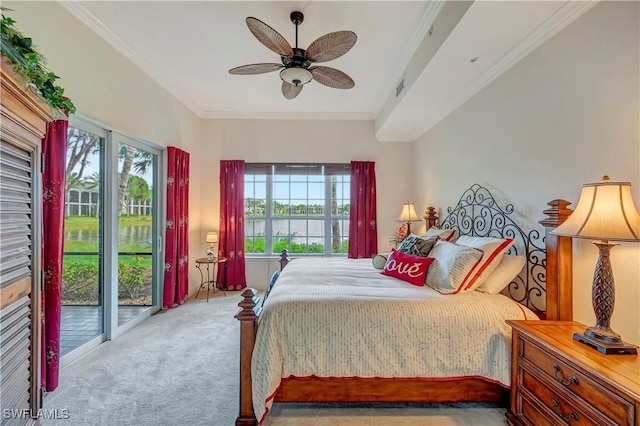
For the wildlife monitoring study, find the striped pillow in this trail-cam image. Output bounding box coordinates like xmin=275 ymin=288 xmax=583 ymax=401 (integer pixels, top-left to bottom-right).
xmin=424 ymin=227 xmax=459 ymax=243
xmin=476 ymin=255 xmax=526 ymax=294
xmin=425 ymin=240 xmax=483 ymax=294
xmin=455 ymin=236 xmax=515 ymax=291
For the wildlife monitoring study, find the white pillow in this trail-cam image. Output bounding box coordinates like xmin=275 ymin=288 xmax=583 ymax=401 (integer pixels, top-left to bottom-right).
xmin=476 ymin=255 xmax=526 ymax=294
xmin=423 ymin=227 xmax=459 ymax=243
xmin=454 ymin=235 xmax=515 ymax=292
xmin=425 ymin=240 xmax=483 ymax=294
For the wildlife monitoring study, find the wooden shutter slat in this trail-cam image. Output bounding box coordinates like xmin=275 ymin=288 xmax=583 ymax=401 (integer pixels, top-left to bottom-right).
xmin=0 ymin=295 xmax=32 ymax=421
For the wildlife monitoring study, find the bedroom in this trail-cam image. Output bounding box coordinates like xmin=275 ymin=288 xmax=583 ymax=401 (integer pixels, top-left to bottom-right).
xmin=1 ymin=0 xmax=638 ymax=425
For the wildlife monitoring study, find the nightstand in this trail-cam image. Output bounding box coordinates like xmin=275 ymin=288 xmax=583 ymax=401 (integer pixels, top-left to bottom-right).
xmin=506 ymin=320 xmax=640 ymax=426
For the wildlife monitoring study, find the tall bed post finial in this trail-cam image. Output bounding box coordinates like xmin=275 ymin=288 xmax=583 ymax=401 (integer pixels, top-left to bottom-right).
xmin=235 ymin=288 xmax=261 ymax=426
xmin=540 ymin=199 xmax=573 ymax=321
xmin=279 ymin=249 xmax=290 ymax=271
xmin=424 ymin=207 xmax=438 ymax=229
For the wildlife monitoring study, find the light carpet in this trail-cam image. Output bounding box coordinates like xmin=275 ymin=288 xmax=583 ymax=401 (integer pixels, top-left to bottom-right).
xmin=43 ymin=291 xmax=507 ymax=426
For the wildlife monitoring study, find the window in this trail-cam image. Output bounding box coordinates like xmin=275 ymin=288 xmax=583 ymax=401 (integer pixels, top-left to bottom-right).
xmin=244 ymin=163 xmax=350 ymax=255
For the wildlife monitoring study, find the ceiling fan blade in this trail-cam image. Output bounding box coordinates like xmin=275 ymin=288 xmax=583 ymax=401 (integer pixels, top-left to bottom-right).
xmin=282 ymin=81 xmax=303 ymax=99
xmin=310 ymin=66 xmax=355 ymax=89
xmin=228 ymin=63 xmax=283 ymax=75
xmin=246 ymin=17 xmax=293 ymax=57
xmin=306 ymin=31 xmax=357 ymax=63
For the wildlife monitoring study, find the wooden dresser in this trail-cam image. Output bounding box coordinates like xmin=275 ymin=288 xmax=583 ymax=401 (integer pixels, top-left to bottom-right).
xmin=506 ymin=320 xmax=640 ymax=426
xmin=1 ymin=56 xmax=55 ymax=424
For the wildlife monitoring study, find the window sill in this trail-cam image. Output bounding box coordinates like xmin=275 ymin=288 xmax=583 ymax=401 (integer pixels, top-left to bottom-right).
xmin=245 ymin=254 xmax=347 ymax=259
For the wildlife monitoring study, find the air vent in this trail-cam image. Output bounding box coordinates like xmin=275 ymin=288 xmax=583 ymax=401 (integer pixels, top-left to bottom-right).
xmin=396 ymin=78 xmax=404 ymax=98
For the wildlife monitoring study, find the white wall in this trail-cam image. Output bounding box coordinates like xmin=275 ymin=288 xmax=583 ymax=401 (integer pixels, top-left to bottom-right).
xmin=200 ymin=119 xmax=414 ymax=288
xmin=413 ymin=2 xmax=640 ymax=344
xmin=8 ymin=1 xmax=637 ymax=342
xmin=5 ymin=1 xmax=205 ymax=294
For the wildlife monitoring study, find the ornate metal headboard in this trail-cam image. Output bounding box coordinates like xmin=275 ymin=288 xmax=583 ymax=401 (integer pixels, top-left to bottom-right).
xmin=434 ymin=184 xmax=547 ymax=313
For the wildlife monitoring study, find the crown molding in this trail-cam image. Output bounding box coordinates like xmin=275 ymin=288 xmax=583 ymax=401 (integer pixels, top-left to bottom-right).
xmin=413 ymin=0 xmax=600 ymax=139
xmin=200 ymin=111 xmax=374 ymax=121
xmin=58 ymin=1 xmax=204 ymax=117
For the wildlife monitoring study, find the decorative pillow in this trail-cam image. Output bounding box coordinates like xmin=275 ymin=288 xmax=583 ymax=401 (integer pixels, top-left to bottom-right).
xmin=424 ymin=227 xmax=459 ymax=243
xmin=454 ymin=235 xmax=515 ymax=291
xmin=396 ymin=234 xmax=438 ymax=257
xmin=261 ymin=270 xmax=280 ymax=307
xmin=476 ymin=255 xmax=527 ymax=295
xmin=424 ymin=240 xmax=483 ymax=294
xmin=372 ymin=252 xmax=390 ymax=270
xmin=381 ymin=249 xmax=434 ymax=286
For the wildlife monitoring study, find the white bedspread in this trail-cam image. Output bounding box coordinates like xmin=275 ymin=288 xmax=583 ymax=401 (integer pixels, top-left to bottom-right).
xmin=251 ymin=258 xmax=538 ymax=423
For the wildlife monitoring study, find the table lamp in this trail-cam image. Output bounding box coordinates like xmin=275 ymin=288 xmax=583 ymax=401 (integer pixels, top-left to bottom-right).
xmin=397 ymin=201 xmax=421 ymax=236
xmin=206 ymin=231 xmax=218 ymax=260
xmin=551 ymin=176 xmax=640 ymax=355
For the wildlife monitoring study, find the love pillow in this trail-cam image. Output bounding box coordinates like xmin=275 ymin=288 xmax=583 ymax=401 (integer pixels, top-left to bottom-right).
xmin=381 ymin=249 xmax=434 ymax=286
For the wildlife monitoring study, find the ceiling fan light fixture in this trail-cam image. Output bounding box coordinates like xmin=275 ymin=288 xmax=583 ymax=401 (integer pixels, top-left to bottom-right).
xmin=280 ymin=67 xmax=313 ymax=86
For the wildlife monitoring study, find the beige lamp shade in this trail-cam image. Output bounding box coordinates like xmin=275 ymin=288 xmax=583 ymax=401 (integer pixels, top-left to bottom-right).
xmin=206 ymin=231 xmax=218 ymax=244
xmin=551 ymin=177 xmax=640 ymax=242
xmin=397 ymin=202 xmax=421 ymax=223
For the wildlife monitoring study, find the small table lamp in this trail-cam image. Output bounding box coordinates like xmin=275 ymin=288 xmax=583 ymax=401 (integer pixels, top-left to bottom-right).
xmin=552 ymin=176 xmax=640 ymax=355
xmin=206 ymin=231 xmax=218 ymax=260
xmin=397 ymin=201 xmax=421 ymax=236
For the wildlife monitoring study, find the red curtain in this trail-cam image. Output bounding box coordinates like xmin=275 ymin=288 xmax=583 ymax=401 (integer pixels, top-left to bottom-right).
xmin=348 ymin=161 xmax=378 ymax=258
xmin=217 ymin=160 xmax=246 ymax=290
xmin=163 ymin=147 xmax=190 ymax=308
xmin=41 ymin=119 xmax=68 ymax=391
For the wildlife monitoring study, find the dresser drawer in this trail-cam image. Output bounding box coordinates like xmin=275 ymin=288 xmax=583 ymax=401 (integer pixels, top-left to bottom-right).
xmin=519 ymin=394 xmax=558 ymax=426
xmin=521 ymin=337 xmax=634 ymax=424
xmin=521 ymin=369 xmax=608 ymax=426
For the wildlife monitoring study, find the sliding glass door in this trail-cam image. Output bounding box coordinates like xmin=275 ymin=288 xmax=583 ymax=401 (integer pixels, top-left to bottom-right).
xmin=61 ymin=118 xmax=163 ymax=363
xmin=61 ymin=123 xmax=106 ymax=357
xmin=115 ymin=137 xmax=160 ymax=327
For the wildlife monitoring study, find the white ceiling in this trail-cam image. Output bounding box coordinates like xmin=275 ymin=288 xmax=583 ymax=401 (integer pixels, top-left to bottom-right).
xmin=61 ymin=1 xmax=598 ymax=142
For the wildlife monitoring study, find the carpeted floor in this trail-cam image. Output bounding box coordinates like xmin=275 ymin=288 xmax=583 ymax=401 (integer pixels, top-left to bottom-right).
xmin=43 ymin=291 xmax=507 ymax=426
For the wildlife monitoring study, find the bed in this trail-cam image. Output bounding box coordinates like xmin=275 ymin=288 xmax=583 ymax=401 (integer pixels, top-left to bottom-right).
xmin=235 ymin=184 xmax=575 ymax=426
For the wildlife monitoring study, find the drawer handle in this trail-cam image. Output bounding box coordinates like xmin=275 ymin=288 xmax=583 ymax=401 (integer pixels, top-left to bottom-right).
xmin=553 ymin=364 xmax=579 ymax=386
xmin=552 ymin=397 xmax=579 ymax=422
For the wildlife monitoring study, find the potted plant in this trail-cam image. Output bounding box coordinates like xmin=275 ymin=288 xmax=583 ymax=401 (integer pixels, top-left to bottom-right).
xmin=1 ymin=8 xmax=76 ymax=114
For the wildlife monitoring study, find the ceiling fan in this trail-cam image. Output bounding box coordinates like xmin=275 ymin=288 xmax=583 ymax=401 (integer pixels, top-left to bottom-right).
xmin=228 ymin=11 xmax=357 ymax=99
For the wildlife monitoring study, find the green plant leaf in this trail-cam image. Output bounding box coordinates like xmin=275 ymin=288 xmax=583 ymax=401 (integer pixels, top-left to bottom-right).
xmin=1 ymin=13 xmax=75 ymax=114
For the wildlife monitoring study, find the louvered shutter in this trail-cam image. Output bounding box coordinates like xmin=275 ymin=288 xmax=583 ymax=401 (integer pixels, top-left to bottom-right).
xmin=1 ymin=55 xmax=51 ymax=426
xmin=0 ymin=138 xmax=40 ymax=426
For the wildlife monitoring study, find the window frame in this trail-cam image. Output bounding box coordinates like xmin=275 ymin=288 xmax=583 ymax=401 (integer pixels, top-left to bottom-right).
xmin=244 ymin=163 xmax=350 ymax=257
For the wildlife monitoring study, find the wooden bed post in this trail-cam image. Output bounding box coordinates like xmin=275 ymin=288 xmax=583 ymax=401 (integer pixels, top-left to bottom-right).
xmin=235 ymin=289 xmax=261 ymax=426
xmin=279 ymin=249 xmax=290 ymax=270
xmin=540 ymin=199 xmax=574 ymax=321
xmin=424 ymin=207 xmax=438 ymax=229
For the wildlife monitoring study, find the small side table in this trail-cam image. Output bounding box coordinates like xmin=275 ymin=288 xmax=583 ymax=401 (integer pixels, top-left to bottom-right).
xmin=195 ymin=257 xmax=227 ymax=301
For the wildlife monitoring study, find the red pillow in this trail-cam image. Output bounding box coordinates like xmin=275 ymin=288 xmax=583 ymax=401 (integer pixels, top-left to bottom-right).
xmin=381 ymin=249 xmax=434 ymax=286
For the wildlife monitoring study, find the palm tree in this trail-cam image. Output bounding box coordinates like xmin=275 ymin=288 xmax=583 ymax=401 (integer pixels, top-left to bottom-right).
xmin=331 ymin=177 xmax=341 ymax=251
xmin=65 ymin=127 xmax=100 ymax=200
xmin=118 ymin=145 xmax=153 ymax=217
xmin=82 ymin=172 xmax=101 ymax=217
xmin=117 ymin=144 xmax=136 ymax=216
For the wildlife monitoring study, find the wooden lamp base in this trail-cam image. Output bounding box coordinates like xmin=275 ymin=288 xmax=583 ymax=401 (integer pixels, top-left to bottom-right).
xmin=574 ymin=241 xmax=639 ymax=356
xmin=573 ymin=332 xmax=638 ymax=355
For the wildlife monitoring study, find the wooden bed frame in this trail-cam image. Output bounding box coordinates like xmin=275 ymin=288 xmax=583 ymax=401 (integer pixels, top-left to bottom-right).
xmin=235 ymin=188 xmax=574 ymax=425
